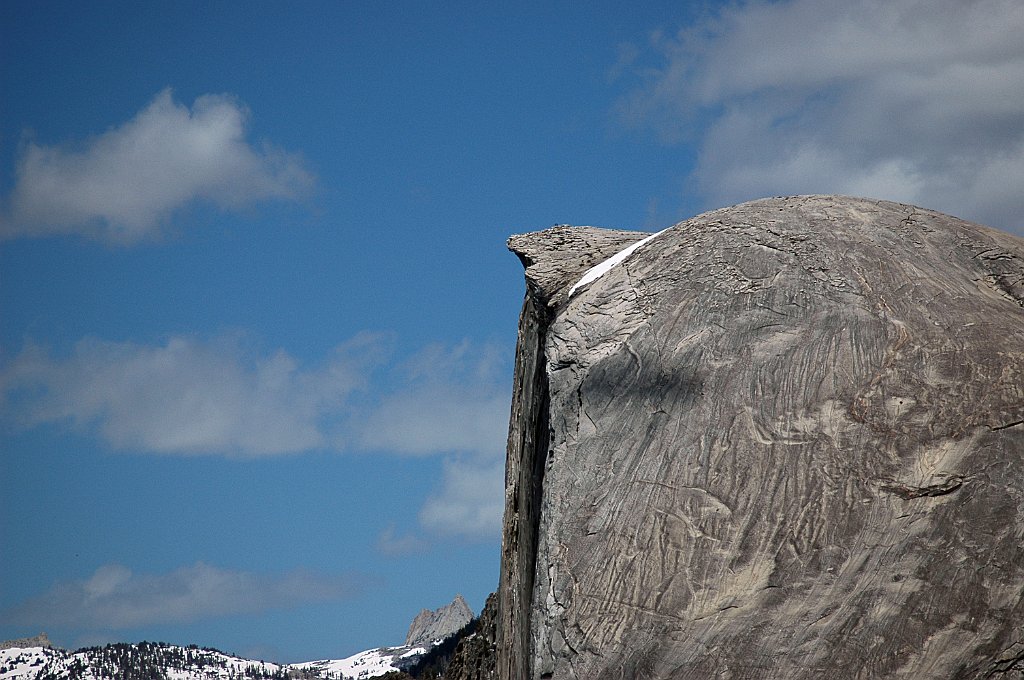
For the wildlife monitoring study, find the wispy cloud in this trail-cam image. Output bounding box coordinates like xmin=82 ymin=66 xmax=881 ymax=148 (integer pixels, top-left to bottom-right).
xmin=617 ymin=0 xmax=1024 ymax=233
xmin=0 ymin=88 xmax=313 ymax=243
xmin=0 ymin=333 xmax=385 ymax=456
xmin=0 ymin=334 xmax=510 ymax=461
xmin=375 ymin=524 xmax=429 ymax=557
xmin=357 ymin=342 xmax=510 ymax=540
xmin=419 ymin=456 xmax=505 ymax=539
xmin=0 ymin=334 xmax=512 ymax=541
xmin=356 ymin=342 xmax=510 ymax=457
xmin=2 ymin=563 xmax=357 ymax=630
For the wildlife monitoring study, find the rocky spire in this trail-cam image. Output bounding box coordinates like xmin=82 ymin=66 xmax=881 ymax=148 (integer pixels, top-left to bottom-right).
xmin=405 ymin=594 xmax=474 ymax=648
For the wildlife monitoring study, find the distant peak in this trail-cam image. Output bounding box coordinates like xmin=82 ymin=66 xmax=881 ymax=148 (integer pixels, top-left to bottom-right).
xmin=404 ymin=595 xmax=474 ymax=647
xmin=0 ymin=632 xmax=52 ymax=651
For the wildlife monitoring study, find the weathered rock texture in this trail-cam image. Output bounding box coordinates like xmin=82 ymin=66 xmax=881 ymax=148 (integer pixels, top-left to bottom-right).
xmin=0 ymin=633 xmax=51 ymax=651
xmin=406 ymin=595 xmax=474 ymax=648
xmin=498 ymin=227 xmax=655 ymax=680
xmin=498 ymin=196 xmax=1024 ymax=679
xmin=444 ymin=593 xmax=498 ymax=680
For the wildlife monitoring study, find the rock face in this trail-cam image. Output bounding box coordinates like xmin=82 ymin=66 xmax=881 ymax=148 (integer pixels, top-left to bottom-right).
xmin=444 ymin=593 xmax=498 ymax=680
xmin=497 ymin=196 xmax=1024 ymax=679
xmin=406 ymin=594 xmax=474 ymax=648
xmin=0 ymin=633 xmax=51 ymax=650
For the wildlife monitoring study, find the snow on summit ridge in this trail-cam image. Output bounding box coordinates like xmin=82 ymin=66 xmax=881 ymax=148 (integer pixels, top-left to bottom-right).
xmin=0 ymin=595 xmax=476 ymax=680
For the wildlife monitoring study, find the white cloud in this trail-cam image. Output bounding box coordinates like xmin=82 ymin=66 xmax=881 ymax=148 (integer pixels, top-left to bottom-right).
xmin=356 ymin=342 xmax=510 ymax=457
xmin=0 ymin=333 xmax=384 ymax=456
xmin=0 ymin=334 xmax=510 ymax=462
xmin=618 ymin=0 xmax=1024 ymax=233
xmin=360 ymin=343 xmax=509 ymax=540
xmin=1 ymin=88 xmax=313 ymax=243
xmin=375 ymin=524 xmax=429 ymax=557
xmin=419 ymin=457 xmax=505 ymax=539
xmin=3 ymin=563 xmax=356 ymax=630
xmin=1 ymin=334 xmax=512 ymax=541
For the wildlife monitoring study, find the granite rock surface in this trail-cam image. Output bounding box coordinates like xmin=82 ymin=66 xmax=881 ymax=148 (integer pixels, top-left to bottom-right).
xmin=444 ymin=593 xmax=498 ymax=680
xmin=406 ymin=594 xmax=474 ymax=648
xmin=497 ymin=196 xmax=1024 ymax=679
xmin=0 ymin=633 xmax=51 ymax=651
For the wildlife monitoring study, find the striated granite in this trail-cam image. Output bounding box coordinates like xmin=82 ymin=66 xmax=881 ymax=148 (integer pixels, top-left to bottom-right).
xmin=498 ymin=196 xmax=1024 ymax=679
xmin=406 ymin=594 xmax=474 ymax=648
xmin=497 ymin=224 xmax=652 ymax=680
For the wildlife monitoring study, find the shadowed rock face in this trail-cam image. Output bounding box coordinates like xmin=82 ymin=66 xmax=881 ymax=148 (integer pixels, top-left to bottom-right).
xmin=497 ymin=196 xmax=1024 ymax=679
xmin=445 ymin=593 xmax=499 ymax=680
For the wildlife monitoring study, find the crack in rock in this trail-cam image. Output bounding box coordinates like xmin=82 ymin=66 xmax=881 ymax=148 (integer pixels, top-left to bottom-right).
xmin=879 ymin=475 xmax=964 ymax=500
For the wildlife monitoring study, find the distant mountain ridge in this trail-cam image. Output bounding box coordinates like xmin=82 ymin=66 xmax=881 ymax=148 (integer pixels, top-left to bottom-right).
xmin=0 ymin=596 xmax=476 ymax=680
xmin=0 ymin=639 xmax=417 ymax=680
xmin=0 ymin=636 xmax=50 ymax=653
xmin=0 ymin=642 xmax=292 ymax=680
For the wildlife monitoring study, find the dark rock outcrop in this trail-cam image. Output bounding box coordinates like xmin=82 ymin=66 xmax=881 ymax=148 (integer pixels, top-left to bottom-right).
xmin=443 ymin=593 xmax=498 ymax=680
xmin=406 ymin=595 xmax=474 ymax=648
xmin=498 ymin=196 xmax=1024 ymax=679
xmin=0 ymin=633 xmax=51 ymax=650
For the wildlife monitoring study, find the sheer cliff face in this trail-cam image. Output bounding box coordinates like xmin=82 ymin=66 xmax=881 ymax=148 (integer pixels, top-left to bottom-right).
xmin=499 ymin=196 xmax=1024 ymax=679
xmin=497 ymin=226 xmax=652 ymax=680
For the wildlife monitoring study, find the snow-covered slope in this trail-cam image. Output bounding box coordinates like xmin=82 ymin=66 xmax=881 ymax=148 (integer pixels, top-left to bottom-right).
xmin=1 ymin=641 xmax=430 ymax=680
xmin=291 ymin=645 xmax=426 ymax=680
xmin=1 ymin=643 xmax=287 ymax=680
xmin=1 ymin=646 xmax=61 ymax=680
xmin=0 ymin=595 xmax=473 ymax=680
xmin=292 ymin=594 xmax=471 ymax=679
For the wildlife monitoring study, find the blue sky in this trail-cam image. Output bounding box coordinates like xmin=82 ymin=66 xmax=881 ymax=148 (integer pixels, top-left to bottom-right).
xmin=2 ymin=0 xmax=1023 ymax=665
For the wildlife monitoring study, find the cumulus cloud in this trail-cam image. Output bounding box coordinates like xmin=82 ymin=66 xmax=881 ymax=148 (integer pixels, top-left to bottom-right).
xmin=0 ymin=333 xmax=384 ymax=456
xmin=1 ymin=88 xmax=313 ymax=243
xmin=618 ymin=0 xmax=1024 ymax=233
xmin=2 ymin=563 xmax=356 ymax=630
xmin=356 ymin=342 xmax=510 ymax=457
xmin=419 ymin=457 xmax=505 ymax=539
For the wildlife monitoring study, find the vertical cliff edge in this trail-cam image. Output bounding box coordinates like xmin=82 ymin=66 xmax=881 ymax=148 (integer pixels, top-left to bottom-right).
xmin=497 ymin=226 xmax=651 ymax=680
xmin=496 ymin=196 xmax=1024 ymax=679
